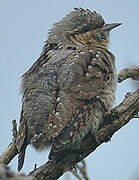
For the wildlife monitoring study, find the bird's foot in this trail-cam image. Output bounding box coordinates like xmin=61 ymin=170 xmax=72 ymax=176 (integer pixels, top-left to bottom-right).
xmin=70 ymin=165 xmax=77 ymax=173
xmin=95 ymin=131 xmax=111 ymax=144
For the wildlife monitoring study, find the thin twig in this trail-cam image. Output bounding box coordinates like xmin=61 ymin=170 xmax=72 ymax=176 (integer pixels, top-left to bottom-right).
xmin=71 ymin=170 xmax=82 ymax=180
xmin=0 ymin=120 xmax=18 ymax=165
xmin=75 ymin=160 xmax=89 ymax=180
xmin=118 ymin=65 xmax=139 ymax=83
xmin=0 ymin=164 xmax=34 ymax=180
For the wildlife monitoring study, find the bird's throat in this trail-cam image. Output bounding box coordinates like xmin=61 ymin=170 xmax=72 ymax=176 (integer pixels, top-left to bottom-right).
xmin=69 ymin=32 xmax=109 ymax=49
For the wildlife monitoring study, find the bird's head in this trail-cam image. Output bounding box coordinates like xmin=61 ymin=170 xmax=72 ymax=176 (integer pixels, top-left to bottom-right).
xmin=47 ymin=8 xmax=121 ymax=49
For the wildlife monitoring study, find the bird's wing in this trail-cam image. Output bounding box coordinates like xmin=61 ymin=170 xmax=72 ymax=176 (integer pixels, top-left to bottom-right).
xmin=49 ymin=47 xmax=115 ymax=160
xmin=16 ymin=44 xmax=75 ymax=171
xmin=16 ymin=43 xmax=58 ymax=171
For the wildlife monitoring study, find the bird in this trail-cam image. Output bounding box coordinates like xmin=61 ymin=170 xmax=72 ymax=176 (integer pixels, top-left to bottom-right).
xmin=16 ymin=7 xmax=121 ymax=171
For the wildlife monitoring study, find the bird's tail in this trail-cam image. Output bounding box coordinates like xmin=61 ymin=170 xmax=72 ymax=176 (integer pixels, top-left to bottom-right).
xmin=18 ymin=143 xmax=27 ymax=172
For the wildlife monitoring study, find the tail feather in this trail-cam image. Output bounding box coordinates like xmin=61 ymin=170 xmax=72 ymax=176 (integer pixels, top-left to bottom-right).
xmin=49 ymin=139 xmax=64 ymax=160
xmin=18 ymin=145 xmax=27 ymax=171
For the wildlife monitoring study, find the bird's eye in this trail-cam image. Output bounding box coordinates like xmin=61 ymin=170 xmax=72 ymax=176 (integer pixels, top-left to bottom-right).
xmin=81 ymin=26 xmax=89 ymax=33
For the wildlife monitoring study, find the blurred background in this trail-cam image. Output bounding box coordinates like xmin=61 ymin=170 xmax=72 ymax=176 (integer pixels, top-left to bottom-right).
xmin=0 ymin=0 xmax=139 ymax=179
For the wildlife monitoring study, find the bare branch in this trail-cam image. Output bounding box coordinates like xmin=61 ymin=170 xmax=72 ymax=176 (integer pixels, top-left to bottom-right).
xmin=0 ymin=67 xmax=139 ymax=180
xmin=29 ymin=89 xmax=139 ymax=180
xmin=118 ymin=65 xmax=139 ymax=83
xmin=75 ymin=160 xmax=89 ymax=180
xmin=0 ymin=164 xmax=34 ymax=180
xmin=71 ymin=170 xmax=82 ymax=180
xmin=70 ymin=160 xmax=89 ymax=180
xmin=0 ymin=120 xmax=18 ymax=165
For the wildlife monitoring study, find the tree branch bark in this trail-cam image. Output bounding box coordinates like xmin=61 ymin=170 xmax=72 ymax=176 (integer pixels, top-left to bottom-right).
xmin=0 ymin=66 xmax=139 ymax=180
xmin=0 ymin=120 xmax=18 ymax=165
xmin=118 ymin=65 xmax=139 ymax=83
xmin=28 ymin=89 xmax=139 ymax=180
xmin=0 ymin=164 xmax=33 ymax=180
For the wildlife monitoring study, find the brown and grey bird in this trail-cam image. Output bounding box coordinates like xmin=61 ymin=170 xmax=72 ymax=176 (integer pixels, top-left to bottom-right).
xmin=16 ymin=8 xmax=121 ymax=171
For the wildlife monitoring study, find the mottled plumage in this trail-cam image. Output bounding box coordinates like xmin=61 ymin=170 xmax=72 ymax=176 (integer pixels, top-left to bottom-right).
xmin=16 ymin=8 xmax=121 ymax=171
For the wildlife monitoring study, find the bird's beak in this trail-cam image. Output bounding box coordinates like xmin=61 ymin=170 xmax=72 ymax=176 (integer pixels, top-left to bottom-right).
xmin=101 ymin=23 xmax=122 ymax=31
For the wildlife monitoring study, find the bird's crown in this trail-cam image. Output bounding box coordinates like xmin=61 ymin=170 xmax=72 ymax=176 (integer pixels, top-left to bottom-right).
xmin=47 ymin=8 xmax=121 ymax=49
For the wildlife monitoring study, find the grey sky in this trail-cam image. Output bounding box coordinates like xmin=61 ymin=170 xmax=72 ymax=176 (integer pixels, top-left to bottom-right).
xmin=0 ymin=0 xmax=139 ymax=180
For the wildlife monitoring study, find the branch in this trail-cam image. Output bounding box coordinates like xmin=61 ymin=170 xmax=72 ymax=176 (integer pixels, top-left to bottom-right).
xmin=0 ymin=67 xmax=139 ymax=180
xmin=70 ymin=160 xmax=89 ymax=180
xmin=0 ymin=120 xmax=18 ymax=165
xmin=29 ymin=89 xmax=139 ymax=180
xmin=74 ymin=160 xmax=89 ymax=180
xmin=0 ymin=164 xmax=33 ymax=180
xmin=118 ymin=65 xmax=139 ymax=83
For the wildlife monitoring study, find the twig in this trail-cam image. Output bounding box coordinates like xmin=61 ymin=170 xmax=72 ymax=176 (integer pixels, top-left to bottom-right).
xmin=0 ymin=120 xmax=18 ymax=165
xmin=71 ymin=169 xmax=82 ymax=180
xmin=0 ymin=164 xmax=34 ymax=180
xmin=75 ymin=160 xmax=89 ymax=180
xmin=118 ymin=65 xmax=139 ymax=83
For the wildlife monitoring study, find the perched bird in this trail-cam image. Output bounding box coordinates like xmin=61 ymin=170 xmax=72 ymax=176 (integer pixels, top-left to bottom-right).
xmin=16 ymin=8 xmax=121 ymax=171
